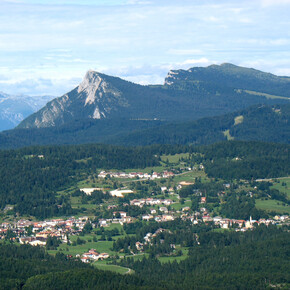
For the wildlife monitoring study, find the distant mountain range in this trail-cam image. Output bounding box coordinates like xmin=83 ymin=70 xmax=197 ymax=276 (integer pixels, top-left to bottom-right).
xmin=0 ymin=93 xmax=53 ymax=131
xmin=0 ymin=63 xmax=289 ymax=149
xmin=18 ymin=63 xmax=289 ymax=129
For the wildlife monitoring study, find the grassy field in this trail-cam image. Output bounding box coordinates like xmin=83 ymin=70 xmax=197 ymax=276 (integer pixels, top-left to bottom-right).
xmin=161 ymin=153 xmax=190 ymax=164
xmin=158 ymin=248 xmax=189 ymax=264
xmin=93 ymin=260 xmax=132 ymax=274
xmin=48 ymin=224 xmax=126 ymax=257
xmin=223 ymin=129 xmax=234 ymax=141
xmin=244 ymin=90 xmax=290 ymax=100
xmin=271 ymin=177 xmax=290 ymax=199
xmin=172 ymin=170 xmax=207 ymax=184
xmin=234 ymin=115 xmax=244 ymax=125
xmin=171 ymin=200 xmax=191 ymax=211
xmin=256 ymin=199 xmax=290 ymax=214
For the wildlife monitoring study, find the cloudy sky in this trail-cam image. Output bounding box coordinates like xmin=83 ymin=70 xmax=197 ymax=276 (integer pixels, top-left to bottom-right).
xmin=0 ymin=0 xmax=290 ymax=96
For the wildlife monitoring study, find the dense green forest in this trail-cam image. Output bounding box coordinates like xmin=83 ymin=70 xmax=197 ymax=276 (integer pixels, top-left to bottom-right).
xmin=200 ymin=141 xmax=290 ymax=179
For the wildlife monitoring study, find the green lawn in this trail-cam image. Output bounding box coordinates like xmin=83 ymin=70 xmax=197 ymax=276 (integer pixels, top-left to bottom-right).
xmin=271 ymin=177 xmax=290 ymax=199
xmin=256 ymin=199 xmax=290 ymax=214
xmin=158 ymin=248 xmax=189 ymax=264
xmin=223 ymin=129 xmax=234 ymax=141
xmin=93 ymin=261 xmax=132 ymax=275
xmin=172 ymin=171 xmax=206 ymax=184
xmin=49 ymin=224 xmax=127 ymax=257
xmin=234 ymin=115 xmax=244 ymax=125
xmin=244 ymin=90 xmax=290 ymax=100
xmin=161 ymin=153 xmax=190 ymax=164
xmin=171 ymin=200 xmax=191 ymax=211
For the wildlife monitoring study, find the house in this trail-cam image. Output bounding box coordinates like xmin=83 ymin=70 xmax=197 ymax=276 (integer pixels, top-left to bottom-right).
xmin=163 ymin=199 xmax=173 ymax=206
xmin=119 ymin=211 xmax=127 ymax=218
xmin=99 ymin=219 xmax=108 ymax=227
xmin=159 ymin=207 xmax=168 ymax=213
xmin=136 ymin=242 xmax=143 ymax=251
xmin=142 ymin=214 xmax=154 ymax=221
xmin=182 ymin=207 xmax=190 ymax=212
xmin=98 ymin=253 xmax=110 ymax=260
xmin=152 ymin=172 xmax=161 ymax=179
xmin=98 ymin=171 xmax=107 ymax=178
xmin=200 ymin=197 xmax=206 ymax=204
xmin=202 ymin=215 xmax=212 ymax=222
xmin=144 ymin=233 xmax=152 ymax=242
xmin=81 ymin=257 xmax=90 ymax=263
xmin=162 ymin=215 xmax=174 ymax=221
xmin=161 ymin=187 xmax=167 ymax=192
xmin=137 ymin=172 xmax=144 ymax=178
xmin=129 ymin=172 xmax=138 ymax=178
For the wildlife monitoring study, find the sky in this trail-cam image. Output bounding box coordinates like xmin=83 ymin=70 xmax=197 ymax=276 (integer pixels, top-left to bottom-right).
xmin=0 ymin=0 xmax=290 ymax=96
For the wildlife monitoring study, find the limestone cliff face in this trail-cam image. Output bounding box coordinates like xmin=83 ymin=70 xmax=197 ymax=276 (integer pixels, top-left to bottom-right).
xmin=18 ymin=71 xmax=129 ymax=128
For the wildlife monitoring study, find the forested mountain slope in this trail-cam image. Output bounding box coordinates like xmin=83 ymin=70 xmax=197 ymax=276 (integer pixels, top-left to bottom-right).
xmin=0 ymin=104 xmax=289 ymax=149
xmin=112 ymin=104 xmax=290 ymax=146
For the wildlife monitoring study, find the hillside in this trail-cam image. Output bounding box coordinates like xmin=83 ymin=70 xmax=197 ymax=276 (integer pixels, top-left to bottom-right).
xmin=18 ymin=64 xmax=289 ymax=130
xmin=112 ymin=104 xmax=290 ymax=146
xmin=0 ymin=103 xmax=289 ymax=149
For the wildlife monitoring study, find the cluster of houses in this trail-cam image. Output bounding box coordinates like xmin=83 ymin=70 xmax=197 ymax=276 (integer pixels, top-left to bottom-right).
xmin=79 ymin=249 xmax=110 ymax=263
xmin=98 ymin=170 xmax=175 ymax=180
xmin=0 ymin=216 xmax=90 ymax=246
xmin=194 ymin=212 xmax=289 ymax=231
xmin=130 ymin=197 xmax=174 ymax=207
xmin=132 ymin=215 xmax=290 ymax=253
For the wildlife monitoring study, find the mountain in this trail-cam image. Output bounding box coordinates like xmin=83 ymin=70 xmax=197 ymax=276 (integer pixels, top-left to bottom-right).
xmin=165 ymin=63 xmax=290 ymax=97
xmin=0 ymin=92 xmax=53 ymax=131
xmin=18 ymin=64 xmax=289 ymax=129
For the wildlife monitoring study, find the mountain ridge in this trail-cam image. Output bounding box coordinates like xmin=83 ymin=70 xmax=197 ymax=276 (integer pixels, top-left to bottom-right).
xmin=18 ymin=63 xmax=289 ymax=129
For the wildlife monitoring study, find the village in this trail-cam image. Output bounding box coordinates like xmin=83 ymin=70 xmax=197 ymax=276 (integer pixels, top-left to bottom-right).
xmin=1 ymin=199 xmax=288 ymax=264
xmin=0 ymin=158 xmax=289 ymax=266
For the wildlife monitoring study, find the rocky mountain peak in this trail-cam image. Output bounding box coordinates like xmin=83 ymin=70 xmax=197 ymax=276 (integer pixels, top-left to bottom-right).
xmin=78 ymin=70 xmax=104 ymax=106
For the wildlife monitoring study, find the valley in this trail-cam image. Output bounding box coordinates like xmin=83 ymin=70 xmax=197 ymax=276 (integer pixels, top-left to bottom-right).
xmin=0 ymin=141 xmax=289 ymax=289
